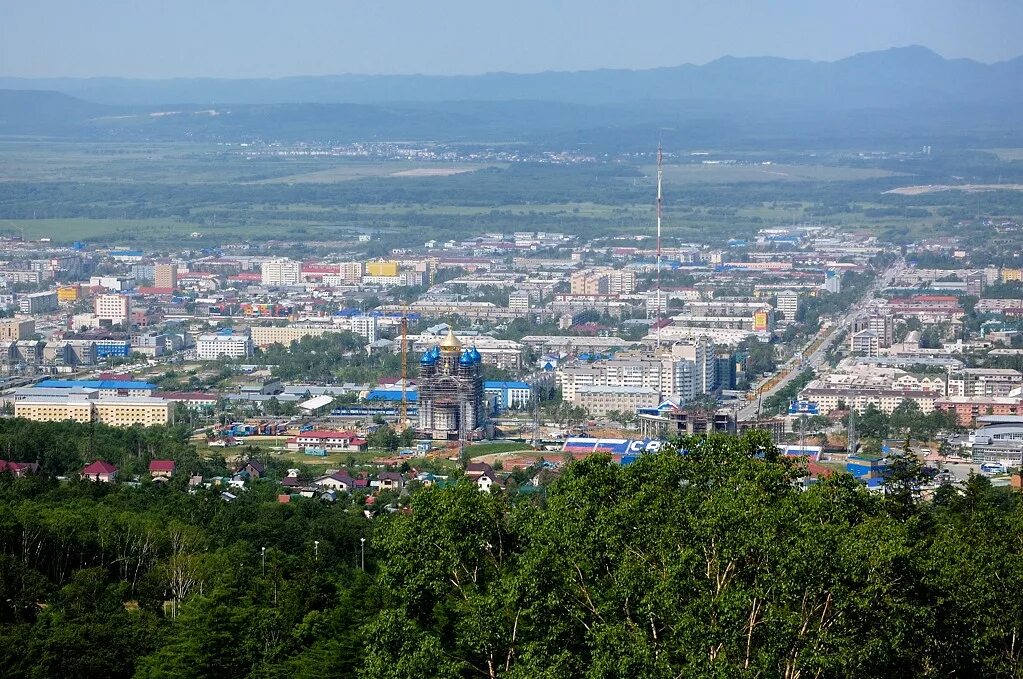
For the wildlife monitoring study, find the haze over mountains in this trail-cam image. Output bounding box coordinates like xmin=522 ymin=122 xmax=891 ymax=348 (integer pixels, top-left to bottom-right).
xmin=1 ymin=46 xmax=1021 ymax=148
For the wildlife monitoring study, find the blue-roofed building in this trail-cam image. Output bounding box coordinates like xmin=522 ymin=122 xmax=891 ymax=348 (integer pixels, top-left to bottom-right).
xmin=366 ymin=388 xmax=419 ymax=403
xmin=484 ymin=381 xmax=531 ymax=413
xmin=94 ymin=339 xmax=131 ymax=359
xmin=35 ymin=379 xmax=156 ymax=397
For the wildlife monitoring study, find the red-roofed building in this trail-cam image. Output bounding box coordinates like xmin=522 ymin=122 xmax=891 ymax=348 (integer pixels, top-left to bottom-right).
xmin=149 ymin=460 xmax=175 ymax=480
xmin=82 ymin=460 xmax=118 ymax=483
xmin=0 ymin=460 xmax=39 ymax=477
xmin=155 ymin=391 xmax=218 ymax=410
xmin=286 ymin=431 xmax=368 ymax=452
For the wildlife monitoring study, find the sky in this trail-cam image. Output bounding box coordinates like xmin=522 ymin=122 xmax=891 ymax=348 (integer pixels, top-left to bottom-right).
xmin=1 ymin=0 xmax=1021 ymax=78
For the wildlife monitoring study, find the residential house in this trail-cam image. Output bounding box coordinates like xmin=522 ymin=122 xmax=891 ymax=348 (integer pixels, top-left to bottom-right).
xmin=314 ymin=470 xmax=356 ymax=492
xmin=82 ymin=460 xmax=118 ymax=482
xmin=0 ymin=460 xmax=39 ymax=477
xmin=149 ymin=459 xmax=175 ymax=481
xmin=375 ymin=471 xmax=405 ymax=492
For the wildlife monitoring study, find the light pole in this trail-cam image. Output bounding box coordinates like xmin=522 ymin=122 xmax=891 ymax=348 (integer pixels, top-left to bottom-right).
xmin=261 ymin=546 xmax=266 ymax=576
xmin=314 ymin=540 xmax=319 ymax=561
xmin=360 ymin=537 xmax=365 ymax=571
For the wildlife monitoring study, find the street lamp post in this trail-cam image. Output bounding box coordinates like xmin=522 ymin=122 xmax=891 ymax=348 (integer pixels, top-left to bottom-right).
xmin=261 ymin=546 xmax=266 ymax=576
xmin=360 ymin=537 xmax=366 ymax=571
xmin=314 ymin=540 xmax=319 ymax=561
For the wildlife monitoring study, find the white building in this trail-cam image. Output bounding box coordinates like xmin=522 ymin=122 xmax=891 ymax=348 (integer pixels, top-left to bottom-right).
xmin=823 ymin=271 xmax=842 ymax=294
xmin=350 ymin=315 xmax=378 ymax=343
xmin=196 ymin=332 xmax=253 ymax=360
xmin=94 ymin=294 xmax=132 ymax=326
xmin=260 ymin=258 xmax=301 ymax=287
xmin=508 ymin=290 xmax=531 ymax=312
xmin=776 ymin=292 xmax=799 ymax=321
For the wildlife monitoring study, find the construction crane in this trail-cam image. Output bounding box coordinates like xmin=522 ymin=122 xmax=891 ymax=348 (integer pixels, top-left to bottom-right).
xmin=399 ymin=306 xmax=409 ymax=430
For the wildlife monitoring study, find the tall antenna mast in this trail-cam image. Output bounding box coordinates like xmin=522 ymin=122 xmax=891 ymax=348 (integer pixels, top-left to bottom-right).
xmin=656 ymin=144 xmax=664 ymax=351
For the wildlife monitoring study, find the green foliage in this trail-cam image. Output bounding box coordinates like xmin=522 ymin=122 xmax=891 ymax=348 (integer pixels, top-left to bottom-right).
xmin=2 ymin=428 xmax=1023 ymax=677
xmin=254 ymin=333 xmax=406 ymax=384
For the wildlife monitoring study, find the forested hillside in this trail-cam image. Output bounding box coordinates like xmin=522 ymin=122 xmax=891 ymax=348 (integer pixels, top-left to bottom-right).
xmin=1 ymin=431 xmax=1021 ymax=677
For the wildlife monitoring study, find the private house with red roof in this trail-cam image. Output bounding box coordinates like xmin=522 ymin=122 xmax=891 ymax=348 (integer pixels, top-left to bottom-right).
xmin=0 ymin=460 xmax=39 ymax=477
xmin=82 ymin=460 xmax=118 ymax=483
xmin=149 ymin=459 xmax=175 ymax=481
xmin=286 ymin=430 xmax=368 ymax=453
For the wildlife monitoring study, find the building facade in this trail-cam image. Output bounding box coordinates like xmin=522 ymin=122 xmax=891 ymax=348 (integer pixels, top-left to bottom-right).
xmin=417 ymin=330 xmax=485 ymax=439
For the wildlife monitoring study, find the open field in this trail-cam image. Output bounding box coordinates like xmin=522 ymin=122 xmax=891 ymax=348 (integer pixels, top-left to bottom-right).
xmin=1 ymin=140 xmax=1018 ymax=247
xmin=250 ymin=163 xmax=492 ymax=184
xmin=648 ymin=162 xmax=904 ymax=184
xmin=884 ymin=183 xmax=1023 ymax=196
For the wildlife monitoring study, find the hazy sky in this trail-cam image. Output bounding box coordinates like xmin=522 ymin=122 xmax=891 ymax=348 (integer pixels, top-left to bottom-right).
xmin=1 ymin=0 xmax=1021 ymax=78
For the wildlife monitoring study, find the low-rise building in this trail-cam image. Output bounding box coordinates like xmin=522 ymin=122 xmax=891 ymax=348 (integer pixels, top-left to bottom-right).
xmin=285 ymin=430 xmax=368 ymax=452
xmin=571 ymin=385 xmax=660 ymax=416
xmin=196 ymin=332 xmax=253 ymax=360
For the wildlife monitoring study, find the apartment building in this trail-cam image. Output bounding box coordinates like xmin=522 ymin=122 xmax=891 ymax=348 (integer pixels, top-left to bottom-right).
xmin=572 ymin=385 xmax=660 ymax=416
xmin=154 ymin=263 xmax=178 ymax=289
xmin=196 ymin=332 xmax=253 ymax=360
xmin=776 ymin=291 xmax=799 ymax=321
xmin=261 ymin=258 xmax=301 ymax=287
xmin=94 ymin=294 xmax=132 ymax=326
xmin=569 ymin=268 xmax=637 ymax=296
xmin=949 ymin=368 xmax=1023 ymax=398
xmin=19 ymin=291 xmax=58 ymax=314
xmin=350 ymin=315 xmax=378 ymax=343
xmin=0 ymin=318 xmax=35 ymax=341
xmin=14 ymin=395 xmax=173 ymax=427
xmin=797 ymin=386 xmax=937 ymax=415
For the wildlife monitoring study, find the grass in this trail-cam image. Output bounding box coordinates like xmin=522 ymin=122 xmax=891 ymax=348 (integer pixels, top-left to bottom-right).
xmin=643 ymin=162 xmax=903 ymax=185
xmin=465 ymin=441 xmax=537 ymax=457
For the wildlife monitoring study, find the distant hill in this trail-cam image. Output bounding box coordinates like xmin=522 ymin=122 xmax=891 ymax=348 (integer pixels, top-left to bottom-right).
xmin=1 ymin=46 xmax=1021 ymax=149
xmin=1 ymin=46 xmax=1020 ymax=108
xmin=0 ymin=89 xmax=113 ymax=135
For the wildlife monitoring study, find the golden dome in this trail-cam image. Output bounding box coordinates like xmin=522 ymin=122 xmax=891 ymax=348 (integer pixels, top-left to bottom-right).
xmin=439 ymin=328 xmax=462 ymax=352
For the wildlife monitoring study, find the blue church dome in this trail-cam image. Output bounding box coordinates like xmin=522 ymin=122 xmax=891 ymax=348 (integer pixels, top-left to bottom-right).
xmin=469 ymin=346 xmax=482 ymax=363
xmin=420 ymin=351 xmax=436 ymax=365
xmin=459 ymin=350 xmax=473 ymax=365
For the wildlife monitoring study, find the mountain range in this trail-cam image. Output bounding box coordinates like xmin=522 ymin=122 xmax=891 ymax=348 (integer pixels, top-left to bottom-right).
xmin=1 ymin=46 xmax=1021 ymax=148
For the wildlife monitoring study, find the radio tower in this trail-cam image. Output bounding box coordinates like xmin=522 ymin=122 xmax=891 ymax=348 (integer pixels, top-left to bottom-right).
xmin=655 ymin=144 xmax=664 ymax=351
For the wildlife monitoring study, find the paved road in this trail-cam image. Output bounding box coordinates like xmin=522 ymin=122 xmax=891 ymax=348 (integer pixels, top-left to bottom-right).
xmin=736 ymin=259 xmax=903 ymax=423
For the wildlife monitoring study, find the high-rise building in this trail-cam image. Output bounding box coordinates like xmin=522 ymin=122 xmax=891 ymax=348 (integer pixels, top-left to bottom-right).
xmin=261 ymin=258 xmax=301 ymax=287
xmin=94 ymin=294 xmax=132 ymax=326
xmin=776 ymin=292 xmax=799 ymax=322
xmin=417 ymin=330 xmax=485 ymax=439
xmin=824 ymin=271 xmax=842 ymax=294
xmin=350 ymin=315 xmax=378 ymax=343
xmin=154 ymin=263 xmax=178 ymax=290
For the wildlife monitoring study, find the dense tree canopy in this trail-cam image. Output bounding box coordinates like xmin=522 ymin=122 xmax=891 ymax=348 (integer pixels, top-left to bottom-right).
xmin=0 ymin=430 xmax=1021 ymax=677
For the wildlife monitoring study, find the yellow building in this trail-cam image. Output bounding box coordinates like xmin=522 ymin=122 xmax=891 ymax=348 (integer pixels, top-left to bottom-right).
xmin=57 ymin=285 xmax=81 ymax=302
xmin=15 ymin=397 xmax=173 ymax=427
xmin=0 ymin=318 xmax=35 ymax=341
xmin=365 ymin=260 xmax=399 ymax=277
xmin=1001 ymin=268 xmax=1023 ymax=283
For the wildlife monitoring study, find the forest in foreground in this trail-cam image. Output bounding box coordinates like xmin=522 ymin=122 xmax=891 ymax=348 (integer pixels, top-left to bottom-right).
xmin=1 ymin=430 xmax=1021 ymax=678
